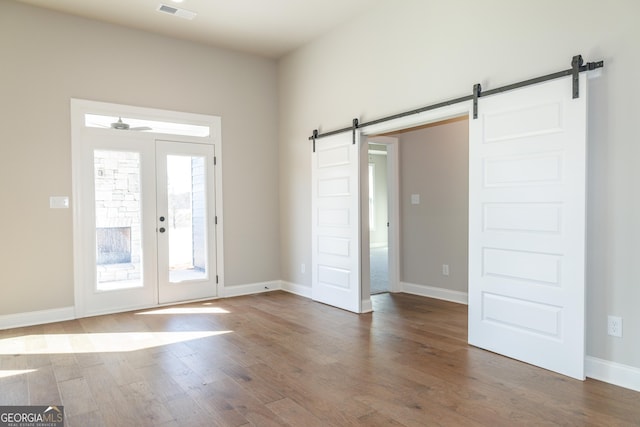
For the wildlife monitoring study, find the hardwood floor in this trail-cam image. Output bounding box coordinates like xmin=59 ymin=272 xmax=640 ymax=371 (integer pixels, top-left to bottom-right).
xmin=0 ymin=292 xmax=638 ymax=426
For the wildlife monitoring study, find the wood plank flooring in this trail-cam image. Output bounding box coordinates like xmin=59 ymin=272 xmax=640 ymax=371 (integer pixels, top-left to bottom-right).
xmin=0 ymin=292 xmax=638 ymax=426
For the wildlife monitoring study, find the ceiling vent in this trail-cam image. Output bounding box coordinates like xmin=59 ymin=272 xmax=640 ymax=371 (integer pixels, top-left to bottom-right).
xmin=157 ymin=4 xmax=197 ymax=20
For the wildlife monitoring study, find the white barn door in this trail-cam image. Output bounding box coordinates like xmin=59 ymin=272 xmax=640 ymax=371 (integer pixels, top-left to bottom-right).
xmin=312 ymin=132 xmax=361 ymax=313
xmin=468 ymin=74 xmax=587 ymax=379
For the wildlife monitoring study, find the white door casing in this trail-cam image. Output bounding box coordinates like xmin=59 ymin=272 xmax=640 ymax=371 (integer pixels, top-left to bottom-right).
xmin=311 ymin=132 xmax=362 ymax=313
xmin=468 ymin=75 xmax=587 ymax=379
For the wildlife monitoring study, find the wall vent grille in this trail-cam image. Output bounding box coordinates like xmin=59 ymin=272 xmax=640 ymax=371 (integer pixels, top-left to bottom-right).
xmin=158 ymin=4 xmax=178 ymax=14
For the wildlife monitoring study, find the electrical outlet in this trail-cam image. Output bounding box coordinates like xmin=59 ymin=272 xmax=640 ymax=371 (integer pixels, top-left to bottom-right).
xmin=607 ymin=315 xmax=622 ymax=338
xmin=442 ymin=264 xmax=450 ymax=276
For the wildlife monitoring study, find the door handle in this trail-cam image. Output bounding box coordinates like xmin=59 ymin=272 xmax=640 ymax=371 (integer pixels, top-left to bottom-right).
xmin=159 ymin=227 xmax=166 ymax=233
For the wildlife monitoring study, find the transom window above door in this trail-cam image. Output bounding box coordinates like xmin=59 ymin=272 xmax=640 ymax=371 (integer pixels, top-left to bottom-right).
xmin=84 ymin=113 xmax=210 ymax=137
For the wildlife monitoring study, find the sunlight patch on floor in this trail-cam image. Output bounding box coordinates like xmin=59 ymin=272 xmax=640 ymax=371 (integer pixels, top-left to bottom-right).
xmin=0 ymin=369 xmax=36 ymax=379
xmin=0 ymin=331 xmax=231 ymax=355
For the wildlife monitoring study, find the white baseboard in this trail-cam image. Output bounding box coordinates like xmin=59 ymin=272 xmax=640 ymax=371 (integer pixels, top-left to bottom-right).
xmin=585 ymin=356 xmax=640 ymax=392
xmin=221 ymin=281 xmax=282 ymax=298
xmin=281 ymin=281 xmax=312 ymax=298
xmin=0 ymin=306 xmax=75 ymax=330
xmin=400 ymin=282 xmax=468 ymax=305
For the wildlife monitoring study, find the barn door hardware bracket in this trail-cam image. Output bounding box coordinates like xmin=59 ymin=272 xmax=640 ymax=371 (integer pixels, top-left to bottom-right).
xmin=572 ymin=54 xmax=583 ymax=99
xmin=312 ymin=129 xmax=318 ymax=153
xmin=352 ymin=118 xmax=359 ymax=144
xmin=473 ymin=83 xmax=482 ymax=119
xmin=571 ymin=55 xmax=604 ymax=99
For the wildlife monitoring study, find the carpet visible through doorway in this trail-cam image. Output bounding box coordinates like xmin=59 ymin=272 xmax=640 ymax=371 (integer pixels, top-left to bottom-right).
xmin=370 ymin=246 xmax=389 ymax=295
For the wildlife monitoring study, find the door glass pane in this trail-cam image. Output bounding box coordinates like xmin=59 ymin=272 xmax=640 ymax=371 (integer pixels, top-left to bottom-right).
xmin=167 ymin=155 xmax=207 ymax=283
xmin=94 ymin=150 xmax=143 ymax=291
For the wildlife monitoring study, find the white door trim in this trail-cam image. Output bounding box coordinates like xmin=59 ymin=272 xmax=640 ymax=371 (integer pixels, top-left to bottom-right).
xmin=70 ymin=99 xmax=224 ymax=317
xmin=362 ymin=104 xmax=471 ymax=137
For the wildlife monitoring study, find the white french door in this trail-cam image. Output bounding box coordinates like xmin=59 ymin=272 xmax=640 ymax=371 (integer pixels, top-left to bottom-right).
xmin=468 ymin=74 xmax=587 ymax=379
xmin=79 ymin=135 xmax=157 ymax=315
xmin=311 ymin=132 xmax=362 ymax=313
xmin=156 ymin=140 xmax=216 ymax=304
xmin=78 ymin=134 xmax=217 ymax=316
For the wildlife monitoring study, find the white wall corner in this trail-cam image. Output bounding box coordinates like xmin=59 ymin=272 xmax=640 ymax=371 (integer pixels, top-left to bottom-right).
xmin=0 ymin=306 xmax=75 ymax=330
xmin=280 ymin=281 xmax=312 ymax=299
xmin=220 ymin=281 xmax=282 ymax=298
xmin=401 ymin=282 xmax=468 ymax=305
xmin=585 ymin=356 xmax=640 ymax=392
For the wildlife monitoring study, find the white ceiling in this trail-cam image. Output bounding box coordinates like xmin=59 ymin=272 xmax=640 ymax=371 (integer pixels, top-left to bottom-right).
xmin=16 ymin=0 xmax=386 ymax=58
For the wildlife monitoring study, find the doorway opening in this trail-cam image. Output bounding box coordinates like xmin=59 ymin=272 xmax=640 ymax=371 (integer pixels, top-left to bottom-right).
xmin=366 ymin=116 xmax=470 ymax=302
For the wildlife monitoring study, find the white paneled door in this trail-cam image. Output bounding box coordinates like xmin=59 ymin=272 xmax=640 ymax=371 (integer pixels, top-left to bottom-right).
xmin=312 ymin=132 xmax=361 ymax=313
xmin=468 ymin=75 xmax=587 ymax=379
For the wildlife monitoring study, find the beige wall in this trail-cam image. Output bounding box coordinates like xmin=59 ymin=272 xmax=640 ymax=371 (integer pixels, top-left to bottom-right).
xmin=0 ymin=1 xmax=280 ymax=315
xmin=278 ymin=0 xmax=640 ymax=369
xmin=398 ymin=120 xmax=468 ymax=293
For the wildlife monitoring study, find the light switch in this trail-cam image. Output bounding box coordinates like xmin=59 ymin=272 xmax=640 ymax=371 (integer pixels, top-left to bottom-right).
xmin=411 ymin=194 xmax=420 ymax=205
xmin=50 ymin=196 xmax=69 ymax=209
